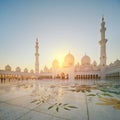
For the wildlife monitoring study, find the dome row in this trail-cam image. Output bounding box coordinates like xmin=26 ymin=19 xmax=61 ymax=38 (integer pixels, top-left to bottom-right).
xmin=52 ymin=52 xmax=92 ymax=68
xmin=4 ymin=65 xmax=34 ymax=73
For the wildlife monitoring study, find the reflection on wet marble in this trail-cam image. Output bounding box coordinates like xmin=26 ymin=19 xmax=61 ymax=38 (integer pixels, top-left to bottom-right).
xmin=0 ymin=79 xmax=120 ymax=120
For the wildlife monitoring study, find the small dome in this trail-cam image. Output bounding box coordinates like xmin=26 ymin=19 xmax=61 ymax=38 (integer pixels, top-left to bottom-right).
xmin=44 ymin=66 xmax=48 ymax=72
xmin=109 ymin=63 xmax=113 ymax=66
xmin=24 ymin=68 xmax=28 ymax=73
xmin=5 ymin=65 xmax=11 ymax=71
xmin=30 ymin=69 xmax=34 ymax=73
xmin=114 ymin=59 xmax=120 ymax=65
xmin=52 ymin=59 xmax=59 ymax=69
xmin=63 ymin=52 xmax=74 ymax=67
xmin=16 ymin=67 xmax=21 ymax=72
xmin=81 ymin=54 xmax=91 ymax=65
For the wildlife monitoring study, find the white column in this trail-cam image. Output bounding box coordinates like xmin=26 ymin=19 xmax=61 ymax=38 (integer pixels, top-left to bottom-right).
xmin=35 ymin=38 xmax=39 ymax=74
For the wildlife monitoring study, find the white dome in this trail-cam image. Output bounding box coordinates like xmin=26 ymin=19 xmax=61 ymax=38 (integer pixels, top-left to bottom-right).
xmin=81 ymin=55 xmax=91 ymax=65
xmin=64 ymin=52 xmax=74 ymax=67
xmin=52 ymin=59 xmax=59 ymax=69
xmin=44 ymin=66 xmax=48 ymax=72
xmin=16 ymin=67 xmax=21 ymax=72
xmin=30 ymin=69 xmax=34 ymax=73
xmin=24 ymin=68 xmax=28 ymax=73
xmin=114 ymin=59 xmax=120 ymax=65
xmin=5 ymin=65 xmax=11 ymax=71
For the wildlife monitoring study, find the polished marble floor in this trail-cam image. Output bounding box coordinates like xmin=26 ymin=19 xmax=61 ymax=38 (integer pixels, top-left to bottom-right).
xmin=0 ymin=79 xmax=120 ymax=120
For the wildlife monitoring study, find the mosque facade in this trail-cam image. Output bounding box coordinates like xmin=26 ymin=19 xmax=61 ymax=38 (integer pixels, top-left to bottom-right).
xmin=39 ymin=17 xmax=120 ymax=80
xmin=0 ymin=17 xmax=120 ymax=82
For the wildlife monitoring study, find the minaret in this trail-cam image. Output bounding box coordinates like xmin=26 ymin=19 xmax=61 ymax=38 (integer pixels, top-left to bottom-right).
xmin=99 ymin=16 xmax=107 ymax=67
xmin=35 ymin=38 xmax=39 ymax=74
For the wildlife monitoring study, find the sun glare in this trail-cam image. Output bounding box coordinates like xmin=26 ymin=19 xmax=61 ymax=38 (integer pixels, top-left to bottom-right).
xmin=55 ymin=52 xmax=65 ymax=68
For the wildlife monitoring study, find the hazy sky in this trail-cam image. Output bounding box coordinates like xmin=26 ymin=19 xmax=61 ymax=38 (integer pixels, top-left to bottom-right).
xmin=0 ymin=0 xmax=120 ymax=71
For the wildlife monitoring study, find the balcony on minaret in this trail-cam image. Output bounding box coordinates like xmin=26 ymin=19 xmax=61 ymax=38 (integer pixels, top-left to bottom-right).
xmin=35 ymin=53 xmax=39 ymax=56
xmin=99 ymin=39 xmax=107 ymax=45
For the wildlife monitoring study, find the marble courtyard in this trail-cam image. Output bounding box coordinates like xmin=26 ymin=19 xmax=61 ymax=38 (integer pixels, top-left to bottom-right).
xmin=0 ymin=79 xmax=120 ymax=120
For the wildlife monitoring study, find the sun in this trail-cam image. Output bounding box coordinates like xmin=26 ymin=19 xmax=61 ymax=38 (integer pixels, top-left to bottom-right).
xmin=54 ymin=52 xmax=65 ymax=68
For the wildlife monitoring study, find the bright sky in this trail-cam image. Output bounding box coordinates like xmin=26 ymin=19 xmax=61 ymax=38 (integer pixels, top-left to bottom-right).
xmin=0 ymin=0 xmax=120 ymax=71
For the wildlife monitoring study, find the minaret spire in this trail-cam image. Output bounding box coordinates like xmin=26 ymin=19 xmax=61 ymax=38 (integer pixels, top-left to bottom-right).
xmin=102 ymin=15 xmax=104 ymax=22
xmin=35 ymin=38 xmax=39 ymax=74
xmin=99 ymin=16 xmax=107 ymax=67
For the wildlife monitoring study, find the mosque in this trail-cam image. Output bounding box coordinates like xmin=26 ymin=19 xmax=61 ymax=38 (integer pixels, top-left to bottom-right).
xmin=0 ymin=17 xmax=120 ymax=82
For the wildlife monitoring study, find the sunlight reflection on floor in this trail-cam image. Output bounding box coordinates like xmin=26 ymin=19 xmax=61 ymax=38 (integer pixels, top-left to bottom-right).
xmin=0 ymin=79 xmax=120 ymax=120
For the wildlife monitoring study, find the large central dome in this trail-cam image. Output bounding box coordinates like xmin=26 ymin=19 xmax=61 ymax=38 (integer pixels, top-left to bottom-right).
xmin=63 ymin=52 xmax=74 ymax=67
xmin=81 ymin=54 xmax=91 ymax=65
